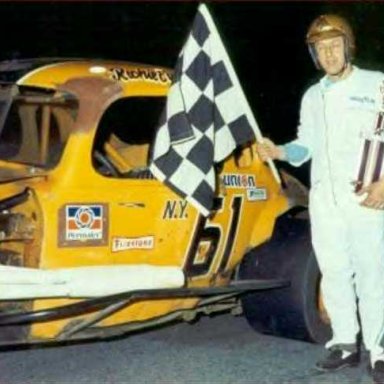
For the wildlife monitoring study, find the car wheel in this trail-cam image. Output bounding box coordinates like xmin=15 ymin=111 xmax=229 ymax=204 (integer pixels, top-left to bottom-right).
xmin=238 ymin=212 xmax=331 ymax=344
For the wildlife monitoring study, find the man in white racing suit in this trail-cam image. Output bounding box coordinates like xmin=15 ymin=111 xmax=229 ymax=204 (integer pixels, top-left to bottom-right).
xmin=256 ymin=14 xmax=384 ymax=383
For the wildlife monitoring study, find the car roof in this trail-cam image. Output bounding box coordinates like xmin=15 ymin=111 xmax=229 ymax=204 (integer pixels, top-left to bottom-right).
xmin=0 ymin=58 xmax=172 ymax=97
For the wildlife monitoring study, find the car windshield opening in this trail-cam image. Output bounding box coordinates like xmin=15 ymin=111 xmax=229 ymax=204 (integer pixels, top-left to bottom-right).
xmin=0 ymin=85 xmax=78 ymax=168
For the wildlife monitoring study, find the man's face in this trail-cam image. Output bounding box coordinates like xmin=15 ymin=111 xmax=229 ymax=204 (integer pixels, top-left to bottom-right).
xmin=314 ymin=35 xmax=346 ymax=76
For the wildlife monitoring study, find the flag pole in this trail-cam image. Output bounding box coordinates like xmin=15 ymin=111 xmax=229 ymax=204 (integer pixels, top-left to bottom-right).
xmin=199 ymin=4 xmax=281 ymax=185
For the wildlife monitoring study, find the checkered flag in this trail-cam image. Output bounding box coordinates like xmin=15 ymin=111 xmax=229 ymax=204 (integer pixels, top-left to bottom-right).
xmin=150 ymin=4 xmax=273 ymax=216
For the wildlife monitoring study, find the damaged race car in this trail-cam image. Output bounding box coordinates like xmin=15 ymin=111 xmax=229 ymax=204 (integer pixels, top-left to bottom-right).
xmin=0 ymin=58 xmax=330 ymax=347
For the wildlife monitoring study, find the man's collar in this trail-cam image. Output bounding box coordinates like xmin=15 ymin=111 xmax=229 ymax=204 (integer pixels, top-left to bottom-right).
xmin=320 ymin=65 xmax=357 ymax=90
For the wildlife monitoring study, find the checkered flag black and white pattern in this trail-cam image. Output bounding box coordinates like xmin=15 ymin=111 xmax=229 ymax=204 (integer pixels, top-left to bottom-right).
xmin=149 ymin=4 xmax=264 ymax=216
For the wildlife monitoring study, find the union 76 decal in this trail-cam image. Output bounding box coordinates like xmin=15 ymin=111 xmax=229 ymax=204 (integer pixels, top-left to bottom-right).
xmin=58 ymin=203 xmax=109 ymax=247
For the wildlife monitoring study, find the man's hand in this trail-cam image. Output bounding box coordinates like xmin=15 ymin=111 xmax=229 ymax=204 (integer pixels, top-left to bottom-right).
xmin=356 ymin=179 xmax=384 ymax=210
xmin=255 ymin=138 xmax=286 ymax=162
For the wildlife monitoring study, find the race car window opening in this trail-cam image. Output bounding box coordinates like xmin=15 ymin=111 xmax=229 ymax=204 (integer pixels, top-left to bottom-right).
xmin=234 ymin=144 xmax=255 ymax=168
xmin=0 ymin=84 xmax=17 ymax=134
xmin=0 ymin=90 xmax=78 ymax=169
xmin=93 ymin=96 xmax=166 ymax=178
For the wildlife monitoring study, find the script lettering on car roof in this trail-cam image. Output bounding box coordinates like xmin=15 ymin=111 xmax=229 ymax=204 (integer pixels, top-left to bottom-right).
xmin=108 ymin=68 xmax=172 ymax=84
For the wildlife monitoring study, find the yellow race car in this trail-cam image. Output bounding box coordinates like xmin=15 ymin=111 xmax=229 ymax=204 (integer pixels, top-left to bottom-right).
xmin=0 ymin=58 xmax=329 ymax=346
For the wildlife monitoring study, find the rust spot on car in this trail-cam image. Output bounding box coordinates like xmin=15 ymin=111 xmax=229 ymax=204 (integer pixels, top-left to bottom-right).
xmin=59 ymin=77 xmax=123 ymax=132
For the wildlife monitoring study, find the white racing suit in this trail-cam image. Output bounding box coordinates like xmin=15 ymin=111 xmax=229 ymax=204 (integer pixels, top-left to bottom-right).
xmin=284 ymin=66 xmax=384 ymax=362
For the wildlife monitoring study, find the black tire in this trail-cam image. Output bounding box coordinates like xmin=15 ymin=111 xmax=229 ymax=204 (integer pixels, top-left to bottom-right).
xmin=238 ymin=212 xmax=331 ymax=344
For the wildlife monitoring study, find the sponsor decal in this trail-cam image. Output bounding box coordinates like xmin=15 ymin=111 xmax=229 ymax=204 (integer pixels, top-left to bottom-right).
xmin=112 ymin=236 xmax=154 ymax=252
xmin=222 ymin=174 xmax=256 ymax=189
xmin=349 ymin=96 xmax=375 ymax=105
xmin=247 ymin=188 xmax=267 ymax=201
xmin=163 ymin=200 xmax=188 ymax=219
xmin=108 ymin=67 xmax=172 ymax=84
xmin=58 ymin=203 xmax=108 ymax=247
xmin=66 ymin=205 xmax=103 ymax=240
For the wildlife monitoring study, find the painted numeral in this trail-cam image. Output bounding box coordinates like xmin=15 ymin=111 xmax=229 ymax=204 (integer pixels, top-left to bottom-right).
xmin=184 ymin=196 xmax=243 ymax=277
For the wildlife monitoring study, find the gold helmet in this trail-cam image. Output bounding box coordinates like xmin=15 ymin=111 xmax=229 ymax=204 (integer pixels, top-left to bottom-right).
xmin=306 ymin=14 xmax=355 ymax=68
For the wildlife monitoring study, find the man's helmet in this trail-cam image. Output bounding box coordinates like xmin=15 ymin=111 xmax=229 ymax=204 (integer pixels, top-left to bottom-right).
xmin=306 ymin=14 xmax=355 ymax=69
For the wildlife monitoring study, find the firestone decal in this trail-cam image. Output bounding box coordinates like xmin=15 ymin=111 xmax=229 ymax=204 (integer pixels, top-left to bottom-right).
xmin=222 ymin=174 xmax=256 ymax=189
xmin=108 ymin=68 xmax=172 ymax=84
xmin=112 ymin=236 xmax=154 ymax=252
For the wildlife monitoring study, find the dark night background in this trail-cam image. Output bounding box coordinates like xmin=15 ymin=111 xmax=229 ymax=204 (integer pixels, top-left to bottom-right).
xmin=2 ymin=1 xmax=384 ymax=182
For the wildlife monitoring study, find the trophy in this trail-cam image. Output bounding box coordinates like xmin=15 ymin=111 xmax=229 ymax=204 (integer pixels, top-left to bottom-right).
xmin=354 ymin=112 xmax=384 ymax=192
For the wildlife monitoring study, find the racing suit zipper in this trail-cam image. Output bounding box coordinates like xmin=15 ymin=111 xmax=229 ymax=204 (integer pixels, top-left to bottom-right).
xmin=322 ymin=92 xmax=338 ymax=205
